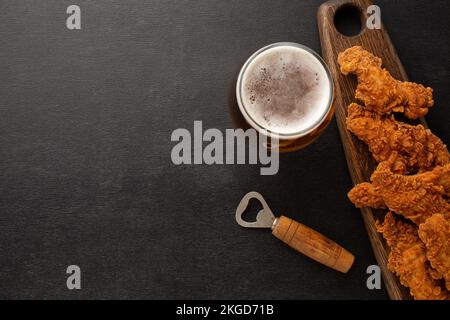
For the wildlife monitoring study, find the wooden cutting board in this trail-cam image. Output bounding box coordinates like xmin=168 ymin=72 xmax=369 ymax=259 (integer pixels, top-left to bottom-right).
xmin=317 ymin=0 xmax=427 ymax=300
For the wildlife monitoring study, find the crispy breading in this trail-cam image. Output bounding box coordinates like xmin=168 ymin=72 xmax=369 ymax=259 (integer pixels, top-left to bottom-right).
xmin=348 ymin=154 xmax=450 ymax=225
xmin=338 ymin=46 xmax=434 ymax=119
xmin=419 ymin=214 xmax=450 ymax=291
xmin=376 ymin=212 xmax=449 ymax=300
xmin=346 ymin=103 xmax=449 ymax=174
xmin=341 ymin=46 xmax=449 ymax=300
xmin=346 ymin=182 xmax=384 ymax=209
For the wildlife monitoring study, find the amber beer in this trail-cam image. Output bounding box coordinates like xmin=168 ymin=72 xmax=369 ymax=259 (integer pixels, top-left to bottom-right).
xmin=235 ymin=43 xmax=334 ymax=152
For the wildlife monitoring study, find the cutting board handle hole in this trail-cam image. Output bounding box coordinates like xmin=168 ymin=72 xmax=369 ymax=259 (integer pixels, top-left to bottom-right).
xmin=333 ymin=4 xmax=364 ymax=37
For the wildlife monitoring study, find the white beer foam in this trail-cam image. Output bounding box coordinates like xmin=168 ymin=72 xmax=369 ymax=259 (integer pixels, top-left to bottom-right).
xmin=241 ymin=46 xmax=331 ymax=135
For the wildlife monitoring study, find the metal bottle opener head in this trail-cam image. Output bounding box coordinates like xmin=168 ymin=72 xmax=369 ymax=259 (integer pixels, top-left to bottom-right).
xmin=235 ymin=191 xmax=277 ymax=228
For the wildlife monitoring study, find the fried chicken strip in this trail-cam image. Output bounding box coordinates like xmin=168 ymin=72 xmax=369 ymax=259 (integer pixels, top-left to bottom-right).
xmin=377 ymin=212 xmax=448 ymax=300
xmin=346 ymin=103 xmax=449 ymax=173
xmin=338 ymin=46 xmax=434 ymax=119
xmin=346 ymin=182 xmax=385 ymax=209
xmin=419 ymin=214 xmax=450 ymax=291
xmin=348 ymin=154 xmax=450 ymax=225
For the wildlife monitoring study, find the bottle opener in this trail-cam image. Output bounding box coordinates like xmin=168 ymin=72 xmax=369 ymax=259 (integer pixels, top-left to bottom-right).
xmin=235 ymin=191 xmax=354 ymax=273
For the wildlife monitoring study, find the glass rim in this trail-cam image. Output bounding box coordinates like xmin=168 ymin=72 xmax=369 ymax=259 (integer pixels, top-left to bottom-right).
xmin=236 ymin=42 xmax=334 ymax=139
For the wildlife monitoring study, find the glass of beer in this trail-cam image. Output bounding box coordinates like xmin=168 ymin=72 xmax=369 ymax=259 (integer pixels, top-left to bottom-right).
xmin=235 ymin=42 xmax=334 ymax=152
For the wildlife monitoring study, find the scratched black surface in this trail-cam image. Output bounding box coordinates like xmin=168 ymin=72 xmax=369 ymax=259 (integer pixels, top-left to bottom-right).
xmin=0 ymin=0 xmax=448 ymax=299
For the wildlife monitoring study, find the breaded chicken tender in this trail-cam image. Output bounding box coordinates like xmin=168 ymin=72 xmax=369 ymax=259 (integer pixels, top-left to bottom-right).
xmin=348 ymin=154 xmax=450 ymax=225
xmin=377 ymin=212 xmax=448 ymax=300
xmin=338 ymin=46 xmax=434 ymax=119
xmin=346 ymin=103 xmax=449 ymax=174
xmin=419 ymin=214 xmax=450 ymax=291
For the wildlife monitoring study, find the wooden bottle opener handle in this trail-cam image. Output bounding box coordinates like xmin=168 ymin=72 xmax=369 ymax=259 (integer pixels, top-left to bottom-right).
xmin=272 ymin=216 xmax=354 ymax=273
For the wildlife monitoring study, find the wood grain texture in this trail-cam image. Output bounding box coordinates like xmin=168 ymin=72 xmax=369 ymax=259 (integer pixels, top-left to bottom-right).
xmin=272 ymin=216 xmax=355 ymax=273
xmin=317 ymin=0 xmax=422 ymax=300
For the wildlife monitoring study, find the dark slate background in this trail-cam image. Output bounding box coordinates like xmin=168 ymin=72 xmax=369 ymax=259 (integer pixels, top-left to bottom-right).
xmin=0 ymin=0 xmax=448 ymax=299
